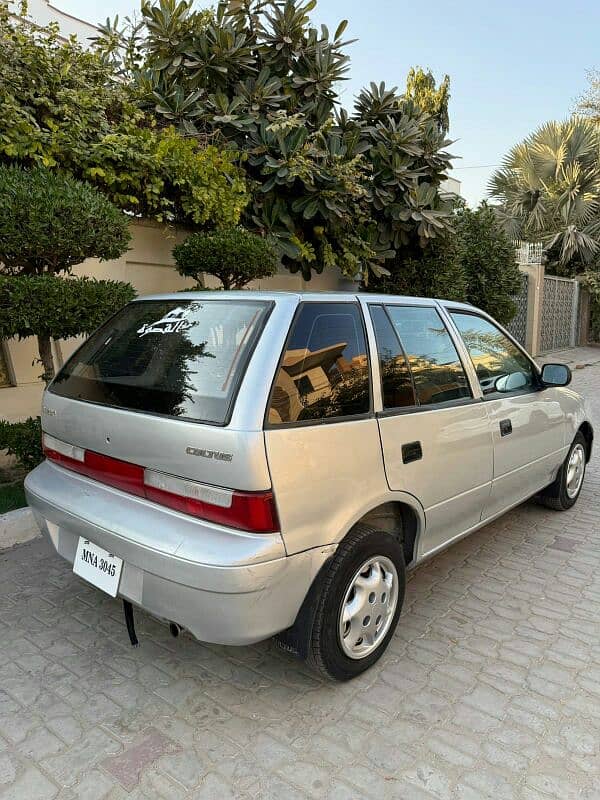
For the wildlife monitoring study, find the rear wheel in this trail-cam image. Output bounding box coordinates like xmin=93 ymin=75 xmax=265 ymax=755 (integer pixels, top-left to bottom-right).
xmin=537 ymin=432 xmax=587 ymax=511
xmin=299 ymin=524 xmax=406 ymax=681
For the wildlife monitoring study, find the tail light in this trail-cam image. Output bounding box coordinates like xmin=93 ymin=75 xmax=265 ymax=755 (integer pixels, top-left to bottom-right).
xmin=42 ymin=433 xmax=279 ymax=533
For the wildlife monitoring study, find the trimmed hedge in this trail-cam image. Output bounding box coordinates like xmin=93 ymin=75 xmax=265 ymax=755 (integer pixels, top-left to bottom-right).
xmin=0 ymin=417 xmax=43 ymax=471
xmin=0 ymin=275 xmax=136 ymax=341
xmin=173 ymin=228 xmax=278 ymax=290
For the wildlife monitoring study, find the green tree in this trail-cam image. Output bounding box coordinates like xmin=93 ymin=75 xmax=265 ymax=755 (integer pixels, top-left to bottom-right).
xmin=93 ymin=0 xmax=456 ymax=283
xmin=489 ymin=118 xmax=600 ymax=275
xmin=0 ymin=165 xmax=135 ymax=382
xmin=173 ymin=228 xmax=278 ymax=289
xmin=577 ymin=70 xmax=600 ymax=123
xmin=456 ymin=203 xmax=522 ymax=324
xmin=362 ymin=233 xmax=466 ymax=301
xmin=362 ymin=202 xmax=521 ymax=324
xmin=405 ymin=67 xmax=451 ymax=134
xmin=579 ymin=270 xmax=600 ymax=340
xmin=345 ymin=82 xmax=455 ymax=273
xmin=0 ymin=2 xmax=248 ymax=227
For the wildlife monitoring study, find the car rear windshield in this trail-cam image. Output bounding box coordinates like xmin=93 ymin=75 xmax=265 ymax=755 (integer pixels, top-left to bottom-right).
xmin=50 ymin=299 xmax=271 ymax=425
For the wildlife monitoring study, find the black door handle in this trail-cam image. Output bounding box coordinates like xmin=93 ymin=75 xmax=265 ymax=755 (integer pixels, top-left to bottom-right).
xmin=402 ymin=441 xmax=423 ymax=464
xmin=499 ymin=419 xmax=512 ymax=437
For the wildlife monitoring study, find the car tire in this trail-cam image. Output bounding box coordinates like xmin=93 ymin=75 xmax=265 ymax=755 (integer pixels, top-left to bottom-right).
xmin=536 ymin=431 xmax=587 ymax=511
xmin=299 ymin=524 xmax=406 ymax=681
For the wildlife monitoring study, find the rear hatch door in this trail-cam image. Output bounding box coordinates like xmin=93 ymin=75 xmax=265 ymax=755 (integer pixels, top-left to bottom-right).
xmin=43 ymin=297 xmax=273 ymax=490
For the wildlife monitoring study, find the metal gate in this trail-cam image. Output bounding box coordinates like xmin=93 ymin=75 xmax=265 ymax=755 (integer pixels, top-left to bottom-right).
xmin=540 ymin=275 xmax=580 ymax=352
xmin=505 ymin=272 xmax=529 ymax=346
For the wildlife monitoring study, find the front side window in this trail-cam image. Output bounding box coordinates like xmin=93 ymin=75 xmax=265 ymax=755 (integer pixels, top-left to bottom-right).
xmin=267 ymin=303 xmax=370 ymax=425
xmin=50 ymin=299 xmax=270 ymax=425
xmin=451 ymin=312 xmax=536 ymax=395
xmin=385 ymin=306 xmax=471 ymax=406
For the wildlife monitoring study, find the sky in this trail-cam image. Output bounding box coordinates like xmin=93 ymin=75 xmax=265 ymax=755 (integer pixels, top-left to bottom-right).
xmin=57 ymin=0 xmax=600 ymax=206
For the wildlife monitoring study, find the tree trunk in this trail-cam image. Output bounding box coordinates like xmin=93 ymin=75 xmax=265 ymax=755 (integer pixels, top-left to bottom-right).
xmin=37 ymin=334 xmax=55 ymax=385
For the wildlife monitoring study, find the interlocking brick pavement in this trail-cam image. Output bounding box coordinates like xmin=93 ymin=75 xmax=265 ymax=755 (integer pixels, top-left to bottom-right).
xmin=1 ymin=347 xmax=599 ymax=798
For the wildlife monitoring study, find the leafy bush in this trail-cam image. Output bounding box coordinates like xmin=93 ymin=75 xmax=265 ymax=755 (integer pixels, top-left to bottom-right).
xmin=0 ymin=165 xmax=135 ymax=382
xmin=0 ymin=417 xmax=43 ymax=471
xmin=0 ymin=481 xmax=27 ymax=514
xmin=173 ymin=229 xmax=279 ymax=290
xmin=0 ymin=275 xmax=136 ymax=341
xmin=580 ymin=271 xmax=600 ymax=341
xmin=0 ymin=165 xmax=131 ymax=275
xmin=0 ymin=4 xmax=248 ymax=228
xmin=363 ymin=233 xmax=466 ymax=301
xmin=456 ymin=203 xmax=522 ymax=324
xmin=82 ymin=127 xmax=249 ymax=227
xmin=362 ymin=202 xmax=521 ymax=324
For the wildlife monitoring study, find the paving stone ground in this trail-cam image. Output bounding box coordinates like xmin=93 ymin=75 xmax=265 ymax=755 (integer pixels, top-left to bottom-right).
xmin=1 ymin=347 xmax=600 ymax=799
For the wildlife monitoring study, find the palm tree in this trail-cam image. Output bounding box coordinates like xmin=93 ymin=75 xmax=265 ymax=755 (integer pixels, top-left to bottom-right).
xmin=489 ymin=118 xmax=600 ymax=274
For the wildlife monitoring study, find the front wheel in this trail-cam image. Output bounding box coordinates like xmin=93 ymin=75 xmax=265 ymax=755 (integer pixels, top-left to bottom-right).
xmin=537 ymin=432 xmax=587 ymax=511
xmin=304 ymin=524 xmax=406 ymax=681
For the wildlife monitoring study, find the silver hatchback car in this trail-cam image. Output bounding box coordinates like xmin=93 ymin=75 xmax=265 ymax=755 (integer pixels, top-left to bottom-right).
xmin=25 ymin=292 xmax=592 ymax=680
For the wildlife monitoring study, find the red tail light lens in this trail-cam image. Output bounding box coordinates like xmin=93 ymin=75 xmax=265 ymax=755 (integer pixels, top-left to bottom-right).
xmin=43 ymin=434 xmax=144 ymax=497
xmin=42 ymin=434 xmax=279 ymax=533
xmin=84 ymin=451 xmax=145 ymax=498
xmin=144 ymin=476 xmax=278 ymax=534
xmin=143 ymin=469 xmax=279 ymax=532
xmin=227 ymin=491 xmax=279 ymax=534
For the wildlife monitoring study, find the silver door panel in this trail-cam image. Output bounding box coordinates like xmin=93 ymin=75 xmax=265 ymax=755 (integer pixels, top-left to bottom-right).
xmin=419 ymin=481 xmax=493 ymax=559
xmin=378 ymin=402 xmax=493 ymax=552
xmin=485 ymin=449 xmax=568 ymax=517
xmin=482 ymin=390 xmax=566 ymax=519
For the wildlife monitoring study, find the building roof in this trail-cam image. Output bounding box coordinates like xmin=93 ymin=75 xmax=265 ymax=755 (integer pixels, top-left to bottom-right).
xmin=17 ymin=0 xmax=98 ymax=45
xmin=282 ymin=343 xmax=347 ymax=375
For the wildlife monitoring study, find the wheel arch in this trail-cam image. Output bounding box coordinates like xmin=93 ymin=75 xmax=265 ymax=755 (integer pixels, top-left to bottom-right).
xmin=352 ymin=500 xmax=421 ymax=567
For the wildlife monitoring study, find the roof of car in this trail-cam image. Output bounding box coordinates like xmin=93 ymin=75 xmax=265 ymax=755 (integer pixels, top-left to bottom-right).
xmin=135 ymin=289 xmax=477 ymax=311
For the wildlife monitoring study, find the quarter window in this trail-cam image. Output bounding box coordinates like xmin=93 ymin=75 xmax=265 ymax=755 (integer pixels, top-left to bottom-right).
xmin=369 ymin=305 xmax=415 ymax=409
xmin=267 ymin=303 xmax=370 ymax=425
xmin=451 ymin=312 xmax=536 ymax=395
xmin=385 ymin=306 xmax=471 ymax=406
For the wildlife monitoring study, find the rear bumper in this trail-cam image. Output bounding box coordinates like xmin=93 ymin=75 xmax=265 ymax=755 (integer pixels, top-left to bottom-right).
xmin=25 ymin=461 xmax=334 ymax=645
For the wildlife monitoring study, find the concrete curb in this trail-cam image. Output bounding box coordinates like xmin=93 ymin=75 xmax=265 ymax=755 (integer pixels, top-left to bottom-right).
xmin=0 ymin=506 xmax=40 ymax=550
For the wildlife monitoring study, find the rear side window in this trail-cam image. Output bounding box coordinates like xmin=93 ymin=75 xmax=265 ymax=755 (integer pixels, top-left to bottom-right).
xmin=50 ymin=299 xmax=270 ymax=425
xmin=385 ymin=305 xmax=471 ymax=406
xmin=369 ymin=305 xmax=415 ymax=409
xmin=267 ymin=303 xmax=370 ymax=425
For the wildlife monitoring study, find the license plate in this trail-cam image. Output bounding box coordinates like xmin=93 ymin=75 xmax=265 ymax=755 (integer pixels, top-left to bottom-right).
xmin=73 ymin=538 xmax=123 ymax=598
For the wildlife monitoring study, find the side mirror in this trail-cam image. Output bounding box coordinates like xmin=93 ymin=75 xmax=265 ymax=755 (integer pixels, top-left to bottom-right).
xmin=494 ymin=371 xmax=528 ymax=393
xmin=541 ymin=363 xmax=572 ymax=387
